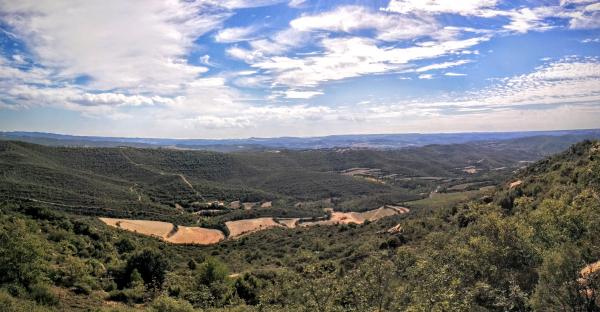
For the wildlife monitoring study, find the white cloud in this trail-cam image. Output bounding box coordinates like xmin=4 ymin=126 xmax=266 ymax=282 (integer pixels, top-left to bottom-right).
xmin=249 ymin=28 xmax=311 ymax=55
xmin=199 ymin=55 xmax=213 ymax=66
xmin=250 ymin=36 xmax=487 ymax=87
xmin=415 ymin=60 xmax=471 ymax=72
xmin=288 ymin=0 xmax=306 ymax=8
xmin=214 ymin=0 xmax=285 ymax=9
xmin=232 ymin=75 xmax=271 ymax=88
xmin=290 ymin=5 xmax=439 ymax=41
xmin=0 ymin=0 xmax=229 ymax=94
xmin=283 ymin=90 xmax=323 ymax=99
xmin=445 ymin=72 xmax=467 ymax=76
xmin=432 ymin=57 xmax=600 ymax=109
xmin=383 ymin=0 xmax=498 ymax=15
xmin=215 ymin=25 xmax=260 ymax=43
xmin=418 ymin=74 xmax=433 ymax=79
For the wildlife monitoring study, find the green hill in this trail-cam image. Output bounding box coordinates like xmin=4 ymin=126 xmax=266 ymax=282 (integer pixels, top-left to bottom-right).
xmin=0 ymin=139 xmax=598 ymax=311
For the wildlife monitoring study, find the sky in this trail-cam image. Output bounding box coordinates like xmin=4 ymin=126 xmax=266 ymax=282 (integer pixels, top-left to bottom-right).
xmin=0 ymin=0 xmax=599 ymax=139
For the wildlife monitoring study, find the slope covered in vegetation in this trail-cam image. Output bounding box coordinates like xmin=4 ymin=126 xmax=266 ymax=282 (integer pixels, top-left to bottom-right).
xmin=0 ymin=140 xmax=598 ymax=311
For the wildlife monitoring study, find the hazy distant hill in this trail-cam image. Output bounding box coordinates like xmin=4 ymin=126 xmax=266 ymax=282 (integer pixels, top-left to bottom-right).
xmin=2 ymin=129 xmax=600 ymax=151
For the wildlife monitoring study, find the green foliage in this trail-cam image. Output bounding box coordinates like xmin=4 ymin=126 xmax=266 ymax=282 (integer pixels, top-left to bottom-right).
xmin=149 ymin=295 xmax=195 ymax=312
xmin=0 ymin=217 xmax=46 ymax=286
xmin=29 ymin=283 xmax=59 ymax=306
xmin=196 ymin=257 xmax=229 ymax=286
xmin=125 ymin=249 xmax=169 ymax=290
xmin=0 ymin=140 xmax=599 ymax=311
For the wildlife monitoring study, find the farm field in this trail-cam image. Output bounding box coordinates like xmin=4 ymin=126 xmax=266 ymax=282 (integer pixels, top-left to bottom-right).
xmin=99 ymin=204 xmax=411 ymax=242
xmin=99 ymin=217 xmax=225 ymax=245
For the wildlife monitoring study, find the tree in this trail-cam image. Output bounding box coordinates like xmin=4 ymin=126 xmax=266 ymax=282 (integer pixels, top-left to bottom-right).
xmin=532 ymin=247 xmax=600 ymax=312
xmin=0 ymin=218 xmax=46 ymax=287
xmin=125 ymin=249 xmax=169 ymax=290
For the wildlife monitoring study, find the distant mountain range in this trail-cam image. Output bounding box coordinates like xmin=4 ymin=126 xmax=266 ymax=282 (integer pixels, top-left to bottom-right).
xmin=2 ymin=129 xmax=600 ymax=151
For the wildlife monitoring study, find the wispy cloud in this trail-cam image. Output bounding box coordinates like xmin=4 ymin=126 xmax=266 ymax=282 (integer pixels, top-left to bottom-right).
xmin=290 ymin=5 xmax=439 ymax=41
xmin=416 ymin=60 xmax=471 ymax=72
xmin=444 ymin=72 xmax=467 ymax=76
xmin=215 ymin=25 xmax=261 ymax=43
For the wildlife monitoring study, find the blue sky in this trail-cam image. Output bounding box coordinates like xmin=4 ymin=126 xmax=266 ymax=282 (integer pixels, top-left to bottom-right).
xmin=0 ymin=0 xmax=599 ymax=138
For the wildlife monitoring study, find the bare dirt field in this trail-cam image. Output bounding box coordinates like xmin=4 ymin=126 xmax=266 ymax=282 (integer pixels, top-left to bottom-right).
xmin=100 ymin=205 xmax=410 ymax=244
xmin=99 ymin=218 xmax=174 ymax=238
xmin=225 ymin=217 xmax=282 ymax=238
xmin=167 ymin=226 xmax=225 ymax=245
xmin=242 ymin=202 xmax=258 ymax=210
xmin=300 ymin=206 xmax=409 ymax=227
xmin=99 ymin=218 xmax=225 ymax=245
xmin=341 ymin=167 xmax=380 ymax=176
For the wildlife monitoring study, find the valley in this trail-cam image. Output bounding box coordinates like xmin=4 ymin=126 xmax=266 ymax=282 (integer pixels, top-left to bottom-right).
xmin=0 ymin=136 xmax=599 ymax=311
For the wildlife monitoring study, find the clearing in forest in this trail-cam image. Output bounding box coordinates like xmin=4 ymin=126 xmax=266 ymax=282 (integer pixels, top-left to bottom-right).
xmin=225 ymin=217 xmax=282 ymax=238
xmin=99 ymin=218 xmax=225 ymax=245
xmin=99 ymin=205 xmax=410 ymax=244
xmin=300 ymin=206 xmax=409 ymax=227
xmin=167 ymin=226 xmax=225 ymax=245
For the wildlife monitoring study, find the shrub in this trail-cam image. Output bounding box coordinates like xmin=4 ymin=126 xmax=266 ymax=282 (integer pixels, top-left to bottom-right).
xmin=29 ymin=284 xmax=58 ymax=306
xmin=0 ymin=218 xmax=46 ymax=287
xmin=149 ymin=295 xmax=195 ymax=312
xmin=125 ymin=249 xmax=169 ymax=290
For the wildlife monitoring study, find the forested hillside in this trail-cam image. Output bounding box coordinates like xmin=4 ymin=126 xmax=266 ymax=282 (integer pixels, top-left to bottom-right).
xmin=0 ymin=137 xmax=552 ymax=225
xmin=0 ymin=140 xmax=598 ymax=311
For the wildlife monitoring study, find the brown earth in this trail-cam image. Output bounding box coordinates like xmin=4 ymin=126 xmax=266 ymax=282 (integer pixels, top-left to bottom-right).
xmin=225 ymin=217 xmax=282 ymax=238
xmin=99 ymin=218 xmax=225 ymax=245
xmin=242 ymin=202 xmax=258 ymax=210
xmin=300 ymin=206 xmax=409 ymax=227
xmin=100 ymin=205 xmax=410 ymax=244
xmin=99 ymin=218 xmax=173 ymax=239
xmin=167 ymin=226 xmax=225 ymax=245
xmin=509 ymin=180 xmax=523 ymax=188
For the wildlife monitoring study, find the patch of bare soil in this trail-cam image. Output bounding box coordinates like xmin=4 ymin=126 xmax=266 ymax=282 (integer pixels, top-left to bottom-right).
xmin=99 ymin=218 xmax=173 ymax=239
xmin=300 ymin=206 xmax=409 ymax=227
xmin=463 ymin=166 xmax=478 ymax=174
xmin=225 ymin=217 xmax=282 ymax=238
xmin=341 ymin=168 xmax=381 ymax=176
xmin=260 ymin=201 xmax=272 ymax=208
xmin=509 ymin=180 xmax=523 ymax=188
xmin=99 ymin=218 xmax=225 ymax=245
xmin=359 ymin=206 xmax=400 ymax=221
xmin=386 ymin=224 xmax=402 ymax=234
xmin=166 ymin=226 xmax=225 ymax=245
xmin=242 ymin=202 xmax=258 ymax=210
